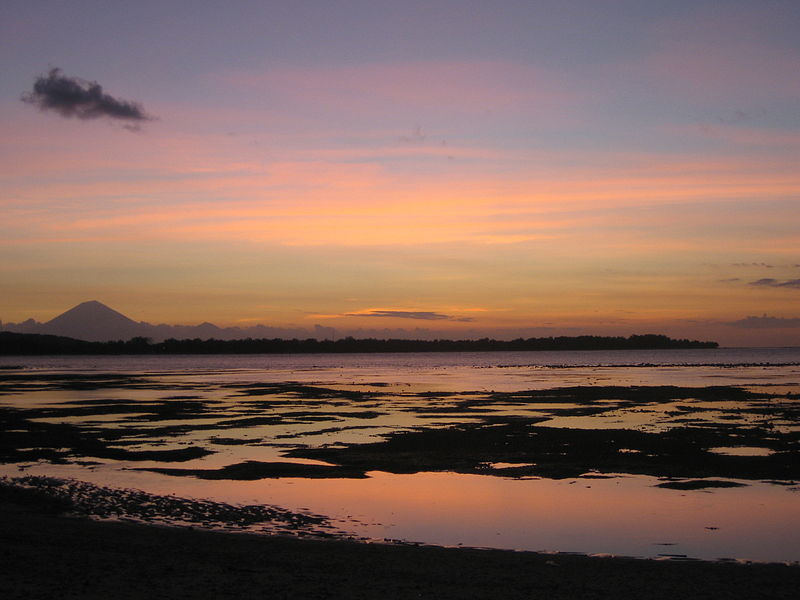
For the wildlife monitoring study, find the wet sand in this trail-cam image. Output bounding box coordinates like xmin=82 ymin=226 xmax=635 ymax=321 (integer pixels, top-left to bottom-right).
xmin=2 ymin=497 xmax=799 ymax=600
xmin=2 ymin=373 xmax=800 ymax=562
xmin=3 ymin=378 xmax=798 ymax=485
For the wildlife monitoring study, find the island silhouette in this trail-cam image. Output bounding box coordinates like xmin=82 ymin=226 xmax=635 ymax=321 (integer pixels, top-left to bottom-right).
xmin=0 ymin=301 xmax=717 ymax=355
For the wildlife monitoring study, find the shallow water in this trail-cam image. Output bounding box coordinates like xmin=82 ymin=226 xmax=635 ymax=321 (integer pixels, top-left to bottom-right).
xmin=1 ymin=349 xmax=799 ymax=562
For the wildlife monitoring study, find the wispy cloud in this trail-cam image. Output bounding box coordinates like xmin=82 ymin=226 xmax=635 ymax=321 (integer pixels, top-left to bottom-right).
xmin=727 ymin=315 xmax=800 ymax=329
xmin=345 ymin=310 xmax=474 ymax=322
xmin=749 ymin=278 xmax=800 ymax=289
xmin=22 ymin=68 xmax=153 ymax=128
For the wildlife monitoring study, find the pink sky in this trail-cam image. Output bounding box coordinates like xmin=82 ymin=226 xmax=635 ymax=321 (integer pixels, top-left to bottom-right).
xmin=1 ymin=1 xmax=799 ymax=346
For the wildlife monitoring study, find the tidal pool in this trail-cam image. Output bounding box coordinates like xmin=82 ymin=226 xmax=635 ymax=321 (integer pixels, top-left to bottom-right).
xmin=1 ymin=350 xmax=799 ymax=562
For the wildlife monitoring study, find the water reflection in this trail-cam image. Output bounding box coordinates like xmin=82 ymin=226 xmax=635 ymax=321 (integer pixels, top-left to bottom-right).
xmin=1 ymin=351 xmax=799 ymax=562
xmin=240 ymin=471 xmax=798 ymax=562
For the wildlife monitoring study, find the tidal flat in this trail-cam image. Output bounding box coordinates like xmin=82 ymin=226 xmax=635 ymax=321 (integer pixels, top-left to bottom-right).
xmin=1 ymin=351 xmax=799 ymax=567
xmin=4 ymin=495 xmax=799 ymax=600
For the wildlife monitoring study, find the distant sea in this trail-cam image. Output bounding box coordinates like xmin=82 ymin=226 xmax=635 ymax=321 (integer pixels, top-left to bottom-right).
xmin=3 ymin=347 xmax=799 ymax=391
xmin=4 ymin=345 xmax=800 ymax=371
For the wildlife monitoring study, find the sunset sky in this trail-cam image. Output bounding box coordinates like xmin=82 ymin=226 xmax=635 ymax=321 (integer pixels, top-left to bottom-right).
xmin=1 ymin=0 xmax=799 ymax=346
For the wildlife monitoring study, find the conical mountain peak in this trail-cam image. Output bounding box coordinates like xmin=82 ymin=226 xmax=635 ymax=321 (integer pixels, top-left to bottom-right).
xmin=46 ymin=301 xmax=137 ymax=326
xmin=42 ymin=301 xmax=142 ymax=341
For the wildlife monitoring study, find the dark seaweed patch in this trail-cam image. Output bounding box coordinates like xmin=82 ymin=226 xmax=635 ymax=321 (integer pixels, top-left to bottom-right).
xmin=0 ymin=407 xmax=214 ymax=463
xmin=226 ymin=382 xmax=381 ymax=403
xmin=138 ymin=460 xmax=367 ymax=480
xmin=2 ymin=381 xmax=798 ymax=485
xmin=0 ymin=475 xmax=343 ymax=536
xmin=655 ymin=480 xmax=748 ymax=490
xmin=287 ymin=419 xmax=800 ymax=482
xmin=274 ymin=424 xmax=383 ymax=439
xmin=216 ymin=416 xmax=286 ymax=427
xmin=209 ymin=437 xmax=262 ymax=445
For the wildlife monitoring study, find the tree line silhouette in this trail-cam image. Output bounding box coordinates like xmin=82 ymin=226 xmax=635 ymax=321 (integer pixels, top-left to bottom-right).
xmin=0 ymin=331 xmax=717 ymax=355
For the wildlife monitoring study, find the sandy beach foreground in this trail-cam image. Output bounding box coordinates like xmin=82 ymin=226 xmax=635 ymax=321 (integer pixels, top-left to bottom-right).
xmin=2 ymin=496 xmax=798 ymax=600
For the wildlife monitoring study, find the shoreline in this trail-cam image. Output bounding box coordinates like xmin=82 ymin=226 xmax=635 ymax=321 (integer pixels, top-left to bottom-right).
xmin=2 ymin=368 xmax=799 ymax=596
xmin=2 ymin=498 xmax=799 ymax=600
xmin=2 ymin=376 xmax=799 ymax=568
xmin=4 ymin=473 xmax=798 ymax=565
xmin=0 ymin=330 xmax=719 ymax=356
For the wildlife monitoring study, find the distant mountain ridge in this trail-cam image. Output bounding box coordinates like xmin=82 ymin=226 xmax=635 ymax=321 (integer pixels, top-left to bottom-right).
xmin=0 ymin=301 xmax=324 ymax=342
xmin=1 ymin=301 xmax=721 ymax=348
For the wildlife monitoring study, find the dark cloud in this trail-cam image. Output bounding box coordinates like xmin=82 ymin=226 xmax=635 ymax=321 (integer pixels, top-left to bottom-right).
xmin=22 ymin=68 xmax=153 ymax=127
xmin=749 ymin=278 xmax=800 ymax=289
xmin=727 ymin=315 xmax=800 ymax=329
xmin=732 ymin=262 xmax=774 ymax=268
xmin=346 ymin=310 xmax=474 ymax=322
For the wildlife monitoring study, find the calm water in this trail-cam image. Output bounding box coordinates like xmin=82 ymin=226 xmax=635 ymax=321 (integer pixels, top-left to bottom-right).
xmin=6 ymin=346 xmax=800 ymax=371
xmin=2 ymin=348 xmax=799 ymax=562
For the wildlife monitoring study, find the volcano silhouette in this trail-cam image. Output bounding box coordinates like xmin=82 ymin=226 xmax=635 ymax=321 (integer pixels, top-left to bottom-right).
xmin=43 ymin=300 xmax=144 ymax=342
